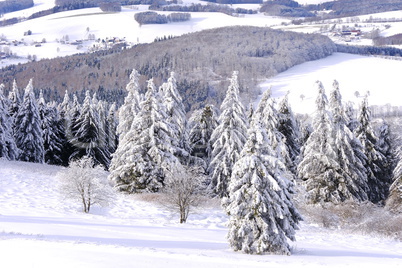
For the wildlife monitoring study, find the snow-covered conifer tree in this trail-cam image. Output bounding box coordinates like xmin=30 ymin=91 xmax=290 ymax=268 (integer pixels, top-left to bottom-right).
xmin=257 ymin=89 xmax=294 ymax=176
xmin=354 ymin=96 xmax=389 ymax=203
xmin=58 ymin=90 xmax=70 ymax=118
xmin=377 ymin=120 xmax=394 ymax=183
xmin=297 ymin=81 xmax=351 ymax=204
xmin=188 ymin=105 xmax=218 ymax=163
xmin=109 ymin=79 xmax=178 ymax=192
xmin=209 ymin=71 xmax=248 ymax=197
xmin=106 ymin=103 xmax=118 ymax=154
xmin=8 ymin=80 xmax=20 ymax=119
xmin=344 ymin=101 xmax=358 ymax=132
xmin=328 ymin=80 xmax=369 ymax=202
xmin=38 ymin=91 xmax=64 ymax=165
xmin=0 ymin=84 xmax=19 ymax=160
xmin=160 ymin=72 xmax=190 ymax=160
xmin=277 ymin=93 xmax=301 ymax=166
xmin=14 ymin=79 xmax=44 ymax=163
xmin=66 ymin=94 xmax=81 ymax=141
xmin=116 ymin=69 xmax=142 ymax=141
xmin=223 ymin=106 xmax=302 ymax=255
xmin=57 ymin=90 xmax=74 ymax=166
xmin=385 ymin=149 xmax=402 ymax=213
xmin=70 ymin=91 xmax=109 ymax=168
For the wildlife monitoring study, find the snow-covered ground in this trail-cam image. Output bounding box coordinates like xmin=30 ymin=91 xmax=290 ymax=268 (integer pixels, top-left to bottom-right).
xmin=0 ymin=159 xmax=401 ymax=267
xmin=261 ymin=52 xmax=402 ymax=115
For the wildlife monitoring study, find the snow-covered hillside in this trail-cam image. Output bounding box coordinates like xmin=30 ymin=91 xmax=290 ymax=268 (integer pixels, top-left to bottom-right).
xmin=261 ymin=52 xmax=402 ymax=115
xmin=0 ymin=159 xmax=401 ymax=267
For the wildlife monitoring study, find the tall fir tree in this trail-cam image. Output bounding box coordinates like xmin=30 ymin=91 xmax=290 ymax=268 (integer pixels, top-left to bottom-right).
xmin=8 ymin=80 xmax=20 ymax=120
xmin=116 ymin=69 xmax=142 ymax=142
xmin=223 ymin=105 xmax=302 ymax=255
xmin=277 ymin=93 xmax=301 ymax=168
xmin=70 ymin=90 xmax=110 ymax=168
xmin=57 ymin=90 xmax=74 ymax=166
xmin=188 ymin=105 xmax=218 ymax=164
xmin=14 ymin=79 xmax=44 ymax=163
xmin=109 ymin=79 xmax=178 ymax=192
xmin=38 ymin=91 xmax=64 ymax=165
xmin=354 ymin=96 xmax=389 ymax=203
xmin=209 ymin=71 xmax=248 ymax=198
xmin=297 ymin=81 xmax=349 ymax=204
xmin=106 ymin=103 xmax=118 ymax=155
xmin=257 ymin=89 xmax=294 ymax=177
xmin=0 ymin=84 xmax=19 ymax=160
xmin=160 ymin=72 xmax=191 ymax=160
xmin=376 ymin=120 xmax=394 ymax=185
xmin=385 ymin=148 xmax=402 ymax=213
xmin=328 ymin=80 xmax=369 ymax=202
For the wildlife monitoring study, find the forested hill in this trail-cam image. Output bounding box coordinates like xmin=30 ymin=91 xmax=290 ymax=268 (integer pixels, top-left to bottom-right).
xmin=0 ymin=26 xmax=336 ymax=111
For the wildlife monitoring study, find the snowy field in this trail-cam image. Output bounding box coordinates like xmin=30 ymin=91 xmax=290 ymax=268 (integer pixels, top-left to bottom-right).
xmin=0 ymin=159 xmax=402 ymax=267
xmin=261 ymin=52 xmax=402 ymax=115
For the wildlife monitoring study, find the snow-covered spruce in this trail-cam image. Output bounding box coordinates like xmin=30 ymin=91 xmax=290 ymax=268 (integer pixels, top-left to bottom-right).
xmin=297 ymin=81 xmax=367 ymax=204
xmin=209 ymin=71 xmax=248 ymax=198
xmin=386 ymin=148 xmax=402 ymax=213
xmin=189 ymin=105 xmax=219 ymax=164
xmin=223 ymin=107 xmax=302 ymax=255
xmin=0 ymin=84 xmax=19 ymax=160
xmin=116 ymin=69 xmax=142 ymax=142
xmin=277 ymin=93 xmax=301 ymax=172
xmin=257 ymin=89 xmax=294 ymax=178
xmin=38 ymin=90 xmax=64 ymax=165
xmin=354 ymin=96 xmax=389 ymax=203
xmin=106 ymin=103 xmax=118 ymax=154
xmin=69 ymin=90 xmax=110 ymax=168
xmin=160 ymin=72 xmax=191 ymax=161
xmin=328 ymin=80 xmax=369 ymax=202
xmin=109 ymin=78 xmax=179 ymax=192
xmin=14 ymin=79 xmax=44 ymax=163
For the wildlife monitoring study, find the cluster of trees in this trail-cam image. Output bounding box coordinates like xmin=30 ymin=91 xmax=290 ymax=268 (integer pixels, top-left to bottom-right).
xmin=108 ymin=70 xmax=302 ymax=254
xmin=336 ymin=44 xmax=402 ymax=57
xmin=0 ymin=0 xmax=33 ymax=14
xmin=99 ymin=2 xmax=122 ymax=12
xmin=260 ymin=0 xmax=315 ymax=17
xmin=373 ymin=33 xmax=402 ymax=47
xmin=202 ymin=0 xmax=261 ymax=4
xmin=298 ymin=81 xmax=394 ymax=204
xmin=149 ymin=3 xmax=257 ymax=15
xmin=134 ymin=11 xmax=191 ymax=25
xmin=305 ymin=0 xmax=402 ymax=19
xmin=0 ymin=79 xmax=118 ymax=168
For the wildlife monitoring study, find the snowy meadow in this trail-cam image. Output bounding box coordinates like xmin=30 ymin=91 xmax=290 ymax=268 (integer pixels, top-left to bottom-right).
xmin=1 ymin=159 xmax=402 ymax=268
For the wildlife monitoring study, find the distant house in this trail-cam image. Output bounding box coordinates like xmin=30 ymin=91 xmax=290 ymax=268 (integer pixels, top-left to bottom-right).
xmin=341 ymin=30 xmax=361 ymax=36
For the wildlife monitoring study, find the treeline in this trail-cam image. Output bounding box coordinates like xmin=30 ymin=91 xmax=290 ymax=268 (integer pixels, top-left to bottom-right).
xmin=202 ymin=0 xmax=262 ymax=4
xmin=0 ymin=0 xmax=33 ymax=14
xmin=0 ymin=26 xmax=336 ymax=112
xmin=373 ymin=34 xmax=402 ymax=47
xmin=336 ymin=44 xmax=402 ymax=57
xmin=149 ymin=3 xmax=257 ymax=15
xmin=305 ymin=0 xmax=402 ymax=18
xmin=260 ymin=0 xmax=315 ymax=17
xmin=134 ymin=11 xmax=191 ymax=25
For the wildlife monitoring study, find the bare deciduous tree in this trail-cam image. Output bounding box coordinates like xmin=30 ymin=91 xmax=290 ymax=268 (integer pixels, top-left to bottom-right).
xmin=161 ymin=164 xmax=208 ymax=223
xmin=58 ymin=156 xmax=114 ymax=213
